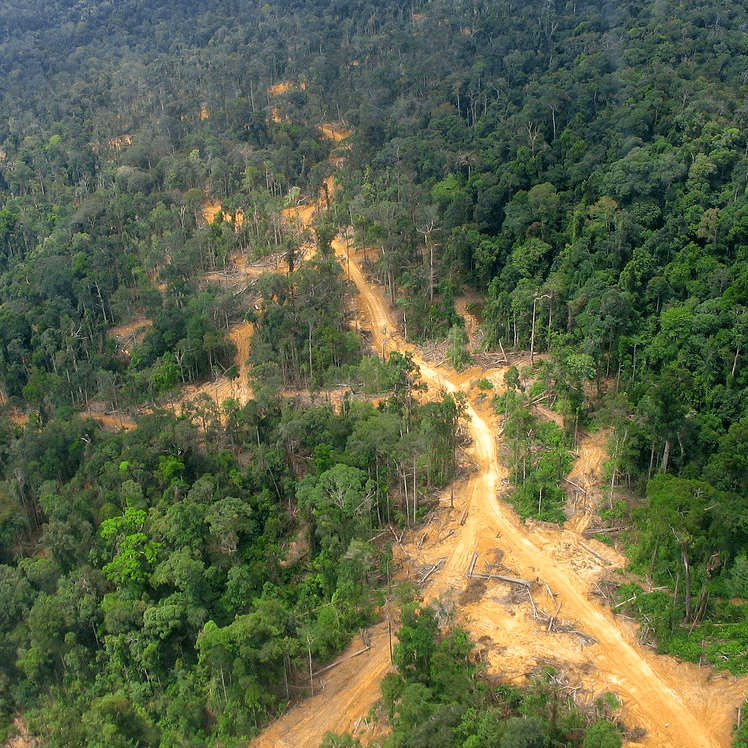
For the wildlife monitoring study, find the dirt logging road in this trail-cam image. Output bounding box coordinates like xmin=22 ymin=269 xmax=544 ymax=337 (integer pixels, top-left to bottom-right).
xmin=248 ymin=122 xmax=748 ymax=748
xmin=335 ymin=236 xmax=747 ymax=748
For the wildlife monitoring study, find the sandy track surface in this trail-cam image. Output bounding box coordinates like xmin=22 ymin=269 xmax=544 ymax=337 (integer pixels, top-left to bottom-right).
xmin=252 ymin=623 xmax=393 ymax=747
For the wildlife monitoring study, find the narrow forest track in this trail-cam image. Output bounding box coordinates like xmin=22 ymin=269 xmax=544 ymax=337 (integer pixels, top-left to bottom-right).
xmin=251 ymin=623 xmax=394 ymax=747
xmin=246 ymin=119 xmax=748 ymax=747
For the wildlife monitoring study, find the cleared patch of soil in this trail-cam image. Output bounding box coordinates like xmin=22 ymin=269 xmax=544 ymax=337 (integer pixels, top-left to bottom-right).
xmin=268 ymin=81 xmax=306 ymax=96
xmin=107 ymin=318 xmax=152 ymax=355
xmin=201 ymin=200 xmax=244 ymax=227
xmin=82 ymin=402 xmax=137 ymax=431
xmin=318 ymin=124 xmax=351 ymax=143
xmin=6 ymin=717 xmax=40 ymax=748
xmin=251 ymin=627 xmax=394 ymax=747
xmin=107 ymin=135 xmax=132 ymax=151
xmin=339 ymin=241 xmax=747 ymax=748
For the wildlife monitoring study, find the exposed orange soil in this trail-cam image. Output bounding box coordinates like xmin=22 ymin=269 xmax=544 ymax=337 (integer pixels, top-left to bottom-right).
xmin=564 ymin=429 xmax=611 ymax=534
xmin=229 ymin=320 xmax=254 ymax=401
xmin=201 ymin=200 xmax=245 ymax=228
xmin=173 ymin=125 xmax=348 ymax=415
xmin=280 ymin=124 xmax=350 ymax=255
xmin=283 ymin=200 xmax=317 ymax=235
xmin=250 ymin=120 xmax=747 ymax=748
xmin=87 ymin=314 xmax=253 ymax=430
xmin=454 ymin=292 xmax=483 ymax=349
xmin=176 ymin=320 xmax=255 ymax=411
xmin=568 ymin=429 xmax=609 ymax=491
xmin=202 ymin=200 xmax=222 ymax=224
xmin=252 ymin=624 xmax=394 ymax=747
xmin=268 ymin=81 xmax=306 ymax=96
xmin=268 ymin=81 xmax=294 ymax=96
xmin=81 ymin=402 xmax=137 ymax=432
xmin=0 ymin=389 xmax=28 ymax=426
xmin=2 ymin=409 xmax=28 ymax=427
xmin=107 ymin=135 xmax=132 ymax=151
xmin=6 ymin=717 xmax=40 ymax=748
xmin=107 ymin=318 xmax=153 ymax=355
xmin=318 ymin=124 xmax=351 ymax=143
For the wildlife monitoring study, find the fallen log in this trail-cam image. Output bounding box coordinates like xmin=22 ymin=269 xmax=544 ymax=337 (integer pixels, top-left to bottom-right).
xmin=312 ymin=644 xmax=372 ymax=677
xmin=563 ymin=477 xmax=587 ymax=496
xmin=548 ymin=602 xmax=562 ymax=632
xmin=470 ymin=572 xmax=535 ymax=587
xmin=369 ymin=529 xmax=391 ymax=542
xmin=526 ymin=586 xmax=538 ymax=618
xmin=570 ymin=630 xmax=597 ymax=645
xmin=498 ymin=338 xmax=508 ymax=363
xmin=593 ymin=583 xmax=609 ymax=601
xmin=389 ymin=525 xmax=405 ymax=547
xmin=579 ymin=539 xmax=610 ymax=565
xmin=613 ymin=594 xmax=639 ymax=609
xmin=418 ymin=559 xmax=445 ymax=586
xmin=584 ymin=525 xmax=630 ymax=534
xmin=467 ymin=552 xmax=479 ymax=578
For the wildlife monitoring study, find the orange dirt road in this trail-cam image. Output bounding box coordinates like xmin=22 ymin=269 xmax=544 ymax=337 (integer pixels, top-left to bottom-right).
xmin=250 ymin=121 xmax=747 ymax=748
xmin=336 ymin=240 xmax=747 ymax=748
xmin=251 ymin=623 xmax=393 ymax=747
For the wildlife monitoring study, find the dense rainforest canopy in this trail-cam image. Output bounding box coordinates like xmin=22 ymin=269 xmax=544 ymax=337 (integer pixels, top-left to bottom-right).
xmin=2 ymin=0 xmax=748 ymax=745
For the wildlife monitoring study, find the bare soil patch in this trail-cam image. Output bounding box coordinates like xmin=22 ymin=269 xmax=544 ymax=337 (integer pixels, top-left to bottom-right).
xmin=107 ymin=318 xmax=152 ymax=355
xmin=268 ymin=81 xmax=307 ymax=97
xmin=6 ymin=717 xmax=41 ymax=748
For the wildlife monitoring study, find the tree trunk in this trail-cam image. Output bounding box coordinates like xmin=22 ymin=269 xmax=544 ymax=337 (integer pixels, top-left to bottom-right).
xmin=412 ymin=453 xmax=417 ymax=523
xmin=691 ymin=584 xmax=709 ymax=630
xmin=307 ymin=637 xmax=314 ymax=696
xmin=661 ymin=439 xmax=671 ymax=475
xmin=732 ymin=343 xmax=741 ymax=378
xmin=530 ymin=296 xmax=537 ymax=366
xmin=682 ymin=544 xmax=692 ymax=621
xmin=375 ymin=460 xmax=382 ymax=525
xmin=220 ymin=665 xmax=228 ymax=704
xmin=308 ymin=323 xmax=313 ymax=380
xmin=402 ymin=470 xmax=409 ymax=522
xmin=677 ymin=431 xmax=685 ymax=474
xmin=429 ymin=241 xmax=434 ymax=303
xmin=649 ymin=537 xmax=659 ymax=578
xmin=648 ymin=439 xmax=656 ymax=480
